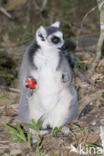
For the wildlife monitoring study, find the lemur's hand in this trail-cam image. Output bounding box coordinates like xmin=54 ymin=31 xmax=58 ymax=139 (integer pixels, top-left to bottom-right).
xmin=25 ymin=77 xmax=37 ymax=89
xmin=62 ymin=72 xmax=70 ymax=83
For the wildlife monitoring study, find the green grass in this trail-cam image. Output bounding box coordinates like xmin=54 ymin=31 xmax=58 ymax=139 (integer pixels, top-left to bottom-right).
xmin=23 ymin=117 xmax=43 ymax=132
xmin=4 ymin=124 xmax=32 ymax=146
xmin=4 ymin=117 xmax=43 ymax=146
xmin=4 ymin=118 xmax=62 ymax=155
xmin=52 ymin=126 xmax=63 ymax=137
xmin=99 ymin=93 xmax=104 ymax=107
xmin=74 ymin=56 xmax=87 ymax=71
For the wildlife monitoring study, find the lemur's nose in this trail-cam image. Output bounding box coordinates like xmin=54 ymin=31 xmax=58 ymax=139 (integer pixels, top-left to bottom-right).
xmin=60 ymin=40 xmax=76 ymax=51
xmin=61 ymin=41 xmax=69 ymax=50
xmin=61 ymin=42 xmax=69 ymax=50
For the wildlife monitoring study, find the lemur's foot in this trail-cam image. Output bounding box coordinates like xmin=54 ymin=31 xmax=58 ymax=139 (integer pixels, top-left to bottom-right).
xmin=29 ymin=128 xmax=49 ymax=144
xmin=61 ymin=126 xmax=70 ymax=136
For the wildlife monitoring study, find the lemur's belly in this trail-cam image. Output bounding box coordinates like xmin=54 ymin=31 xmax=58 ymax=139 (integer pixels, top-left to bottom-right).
xmin=37 ymin=66 xmax=62 ymax=109
xmin=39 ymin=67 xmax=61 ymax=91
xmin=32 ymin=52 xmax=64 ymax=109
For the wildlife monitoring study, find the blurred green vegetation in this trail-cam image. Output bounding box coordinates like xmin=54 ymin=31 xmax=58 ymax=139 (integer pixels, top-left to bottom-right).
xmin=0 ymin=0 xmax=3 ymax=5
xmin=0 ymin=51 xmax=20 ymax=86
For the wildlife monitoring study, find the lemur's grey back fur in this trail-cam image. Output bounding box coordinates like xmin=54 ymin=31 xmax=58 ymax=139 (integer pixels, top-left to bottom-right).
xmin=28 ymin=41 xmax=40 ymax=68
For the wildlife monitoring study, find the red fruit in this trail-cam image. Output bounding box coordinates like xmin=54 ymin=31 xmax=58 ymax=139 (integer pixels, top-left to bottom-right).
xmin=25 ymin=77 xmax=37 ymax=89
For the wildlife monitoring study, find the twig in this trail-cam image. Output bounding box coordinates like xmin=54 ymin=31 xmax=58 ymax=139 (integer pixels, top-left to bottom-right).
xmin=0 ymin=141 xmax=10 ymax=143
xmin=33 ymin=0 xmax=41 ymax=11
xmin=0 ymin=7 xmax=12 ymax=19
xmin=74 ymin=68 xmax=94 ymax=85
xmin=87 ymin=32 xmax=103 ymax=75
xmin=78 ymin=89 xmax=104 ymax=118
xmin=34 ymin=0 xmax=48 ymax=11
xmin=8 ymin=87 xmax=20 ymax=93
xmin=26 ymin=0 xmax=31 ymax=23
xmin=80 ymin=6 xmax=97 ymax=32
xmin=87 ymin=1 xmax=104 ymax=76
xmin=80 ymin=3 xmax=103 ymax=78
xmin=0 ymin=86 xmax=20 ymax=93
xmin=41 ymin=0 xmax=48 ymax=11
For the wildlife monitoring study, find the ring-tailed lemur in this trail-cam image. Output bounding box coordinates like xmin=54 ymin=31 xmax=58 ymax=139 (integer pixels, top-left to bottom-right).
xmin=19 ymin=21 xmax=78 ymax=129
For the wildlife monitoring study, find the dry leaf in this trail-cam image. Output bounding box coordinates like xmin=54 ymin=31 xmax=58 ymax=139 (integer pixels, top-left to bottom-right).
xmin=96 ymin=59 xmax=104 ymax=73
xmin=86 ymin=135 xmax=100 ymax=144
xmin=2 ymin=107 xmax=16 ymax=116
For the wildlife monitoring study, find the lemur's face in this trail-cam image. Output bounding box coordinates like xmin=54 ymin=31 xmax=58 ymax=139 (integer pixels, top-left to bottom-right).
xmin=36 ymin=22 xmax=64 ymax=50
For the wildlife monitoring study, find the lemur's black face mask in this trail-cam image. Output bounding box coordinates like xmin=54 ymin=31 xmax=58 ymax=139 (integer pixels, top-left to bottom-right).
xmin=60 ymin=40 xmax=76 ymax=51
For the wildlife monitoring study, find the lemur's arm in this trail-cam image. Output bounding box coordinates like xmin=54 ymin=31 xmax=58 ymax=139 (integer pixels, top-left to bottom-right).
xmin=63 ymin=51 xmax=79 ymax=68
xmin=57 ymin=54 xmax=73 ymax=84
xmin=19 ymin=43 xmax=38 ymax=97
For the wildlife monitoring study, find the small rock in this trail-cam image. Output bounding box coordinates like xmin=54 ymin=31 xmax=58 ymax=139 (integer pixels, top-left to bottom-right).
xmin=32 ymin=138 xmax=38 ymax=144
xmin=39 ymin=130 xmax=49 ymax=136
xmin=10 ymin=149 xmax=22 ymax=156
xmin=30 ymin=129 xmax=49 ymax=136
xmin=61 ymin=126 xmax=70 ymax=136
xmin=2 ymin=154 xmax=9 ymax=156
xmin=91 ymin=121 xmax=96 ymax=126
xmin=32 ymin=130 xmax=49 ymax=144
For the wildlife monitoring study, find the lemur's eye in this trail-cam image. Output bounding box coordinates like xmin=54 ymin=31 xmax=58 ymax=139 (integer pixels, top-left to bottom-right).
xmin=51 ymin=36 xmax=60 ymax=44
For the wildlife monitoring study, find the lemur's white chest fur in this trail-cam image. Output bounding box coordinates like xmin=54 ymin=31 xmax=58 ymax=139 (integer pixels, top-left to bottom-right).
xmin=34 ymin=47 xmax=59 ymax=69
xmin=31 ymin=47 xmax=63 ymax=109
xmin=32 ymin=47 xmax=62 ymax=92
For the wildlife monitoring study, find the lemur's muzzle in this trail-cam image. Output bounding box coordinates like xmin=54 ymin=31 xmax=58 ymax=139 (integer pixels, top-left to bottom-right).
xmin=60 ymin=40 xmax=76 ymax=51
xmin=60 ymin=41 xmax=70 ymax=51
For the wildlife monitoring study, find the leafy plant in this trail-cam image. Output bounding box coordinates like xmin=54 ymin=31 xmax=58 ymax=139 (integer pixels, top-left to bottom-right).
xmin=73 ymin=56 xmax=87 ymax=71
xmin=52 ymin=126 xmax=63 ymax=137
xmin=35 ymin=146 xmax=42 ymax=156
xmin=4 ymin=118 xmax=61 ymax=155
xmin=23 ymin=117 xmax=43 ymax=132
xmin=74 ymin=62 xmax=87 ymax=71
xmin=99 ymin=93 xmax=104 ymax=107
xmin=72 ymin=123 xmax=81 ymax=131
xmin=83 ymin=142 xmax=103 ymax=150
xmin=2 ymin=72 xmax=14 ymax=85
xmin=68 ymin=129 xmax=75 ymax=137
xmin=76 ymin=85 xmax=81 ymax=92
xmin=83 ymin=126 xmax=93 ymax=134
xmin=0 ymin=92 xmax=9 ymax=99
xmin=101 ymin=93 xmax=104 ymax=103
xmin=4 ymin=124 xmax=31 ymax=147
xmin=0 ymin=51 xmax=17 ymax=86
xmin=35 ymin=146 xmax=50 ymax=156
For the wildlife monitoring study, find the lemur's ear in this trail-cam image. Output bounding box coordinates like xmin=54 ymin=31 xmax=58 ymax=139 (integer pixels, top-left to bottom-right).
xmin=51 ymin=21 xmax=60 ymax=28
xmin=36 ymin=26 xmax=47 ymax=42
